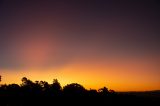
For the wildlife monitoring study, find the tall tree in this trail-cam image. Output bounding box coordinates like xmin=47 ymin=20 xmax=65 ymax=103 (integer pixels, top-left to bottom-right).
xmin=50 ymin=79 xmax=62 ymax=96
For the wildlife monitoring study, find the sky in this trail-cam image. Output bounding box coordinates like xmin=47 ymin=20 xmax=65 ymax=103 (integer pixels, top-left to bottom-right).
xmin=0 ymin=0 xmax=160 ymax=91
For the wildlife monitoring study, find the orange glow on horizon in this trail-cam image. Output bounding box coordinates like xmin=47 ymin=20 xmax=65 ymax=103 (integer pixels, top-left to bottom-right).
xmin=1 ymin=56 xmax=160 ymax=92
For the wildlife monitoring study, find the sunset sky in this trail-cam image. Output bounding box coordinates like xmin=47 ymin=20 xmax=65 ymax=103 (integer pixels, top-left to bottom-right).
xmin=0 ymin=0 xmax=160 ymax=91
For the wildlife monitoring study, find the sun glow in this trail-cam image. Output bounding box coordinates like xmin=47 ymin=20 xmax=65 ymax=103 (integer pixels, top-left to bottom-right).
xmin=1 ymin=57 xmax=160 ymax=91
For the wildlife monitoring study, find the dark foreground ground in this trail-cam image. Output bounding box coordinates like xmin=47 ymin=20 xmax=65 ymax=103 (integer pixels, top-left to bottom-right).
xmin=0 ymin=92 xmax=160 ymax=106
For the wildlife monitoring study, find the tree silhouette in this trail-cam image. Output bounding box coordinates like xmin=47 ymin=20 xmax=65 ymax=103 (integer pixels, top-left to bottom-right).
xmin=63 ymin=83 xmax=86 ymax=96
xmin=98 ymin=87 xmax=109 ymax=96
xmin=50 ymin=79 xmax=62 ymax=96
xmin=21 ymin=77 xmax=38 ymax=96
xmin=0 ymin=76 xmax=159 ymax=105
xmin=21 ymin=77 xmax=32 ymax=86
xmin=88 ymin=89 xmax=98 ymax=96
xmin=39 ymin=81 xmax=50 ymax=96
xmin=7 ymin=84 xmax=20 ymax=96
xmin=109 ymin=89 xmax=115 ymax=94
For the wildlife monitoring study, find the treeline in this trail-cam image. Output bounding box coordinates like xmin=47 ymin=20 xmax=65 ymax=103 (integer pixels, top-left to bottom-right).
xmin=0 ymin=77 xmax=159 ymax=106
xmin=0 ymin=77 xmax=115 ymax=97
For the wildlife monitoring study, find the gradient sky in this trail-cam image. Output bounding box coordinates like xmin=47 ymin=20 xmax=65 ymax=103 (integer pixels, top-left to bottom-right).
xmin=0 ymin=0 xmax=160 ymax=91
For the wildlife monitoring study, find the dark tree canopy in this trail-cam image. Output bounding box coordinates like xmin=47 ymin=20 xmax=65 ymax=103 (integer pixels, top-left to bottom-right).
xmin=0 ymin=77 xmax=115 ymax=97
xmin=0 ymin=77 xmax=159 ymax=106
xmin=63 ymin=83 xmax=86 ymax=96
